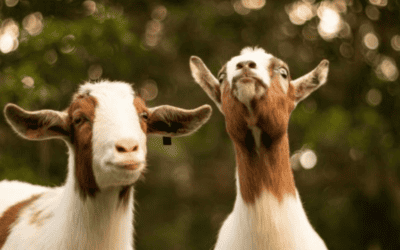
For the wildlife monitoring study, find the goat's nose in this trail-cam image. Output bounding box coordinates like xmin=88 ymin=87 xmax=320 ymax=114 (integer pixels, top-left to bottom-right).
xmin=115 ymin=138 xmax=139 ymax=153
xmin=236 ymin=60 xmax=257 ymax=70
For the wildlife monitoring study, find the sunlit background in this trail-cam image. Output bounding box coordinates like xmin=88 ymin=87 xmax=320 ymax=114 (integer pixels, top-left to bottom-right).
xmin=0 ymin=0 xmax=399 ymax=249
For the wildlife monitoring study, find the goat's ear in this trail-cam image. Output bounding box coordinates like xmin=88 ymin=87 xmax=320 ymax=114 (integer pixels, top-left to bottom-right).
xmin=190 ymin=56 xmax=222 ymax=112
xmin=4 ymin=103 xmax=70 ymax=140
xmin=291 ymin=59 xmax=329 ymax=104
xmin=146 ymin=104 xmax=212 ymax=137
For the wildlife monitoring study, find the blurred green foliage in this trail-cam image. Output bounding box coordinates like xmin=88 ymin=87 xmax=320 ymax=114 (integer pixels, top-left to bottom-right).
xmin=1 ymin=0 xmax=400 ymax=249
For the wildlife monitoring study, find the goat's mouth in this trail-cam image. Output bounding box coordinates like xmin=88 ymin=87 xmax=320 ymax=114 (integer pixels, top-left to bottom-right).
xmin=112 ymin=160 xmax=145 ymax=171
xmin=233 ymin=75 xmax=263 ymax=85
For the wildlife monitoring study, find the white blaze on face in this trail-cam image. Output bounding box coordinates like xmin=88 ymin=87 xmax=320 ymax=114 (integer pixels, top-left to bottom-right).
xmin=226 ymin=47 xmax=274 ymax=110
xmin=226 ymin=47 xmax=273 ymax=88
xmin=80 ymin=82 xmax=147 ymax=189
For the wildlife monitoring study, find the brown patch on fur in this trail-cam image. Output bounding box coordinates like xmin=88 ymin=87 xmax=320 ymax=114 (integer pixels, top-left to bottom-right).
xmin=68 ymin=94 xmax=100 ymax=199
xmin=119 ymin=186 xmax=133 ymax=209
xmin=134 ymin=97 xmax=148 ymax=133
xmin=29 ymin=209 xmax=53 ymax=227
xmin=0 ymin=194 xmax=41 ymax=248
xmin=221 ymin=59 xmax=297 ymax=203
xmin=4 ymin=104 xmax=69 ymax=140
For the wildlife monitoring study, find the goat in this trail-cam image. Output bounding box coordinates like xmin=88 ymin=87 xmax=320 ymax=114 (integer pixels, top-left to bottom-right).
xmin=190 ymin=47 xmax=329 ymax=249
xmin=0 ymin=80 xmax=212 ymax=250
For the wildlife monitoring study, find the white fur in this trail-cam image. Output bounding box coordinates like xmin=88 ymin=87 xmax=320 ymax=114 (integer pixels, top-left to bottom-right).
xmin=226 ymin=47 xmax=273 ymax=111
xmin=214 ymin=174 xmax=327 ymax=250
xmin=226 ymin=47 xmax=273 ymax=89
xmin=87 ymin=82 xmax=147 ymax=189
xmin=0 ymin=81 xmax=141 ymax=250
xmin=1 ymin=145 xmax=135 ymax=250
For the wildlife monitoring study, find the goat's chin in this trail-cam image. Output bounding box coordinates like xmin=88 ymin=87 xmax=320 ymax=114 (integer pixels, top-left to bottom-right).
xmin=110 ymin=163 xmax=146 ymax=185
xmin=93 ymin=160 xmax=146 ymax=188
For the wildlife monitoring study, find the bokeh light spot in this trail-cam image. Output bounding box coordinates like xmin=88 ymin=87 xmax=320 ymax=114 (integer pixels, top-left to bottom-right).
xmin=83 ymin=1 xmax=97 ymax=16
xmin=300 ymin=150 xmax=317 ymax=169
xmin=140 ymin=80 xmax=158 ymax=101
xmin=146 ymin=20 xmax=162 ymax=35
xmin=366 ymin=88 xmax=382 ymax=106
xmin=21 ymin=76 xmax=34 ymax=89
xmin=22 ymin=12 xmax=44 ymax=36
xmin=0 ymin=33 xmax=15 ymax=54
xmin=241 ymin=0 xmax=266 ymax=10
xmin=363 ymin=33 xmax=379 ymax=50
xmin=365 ymin=5 xmax=380 ymax=20
xmin=60 ymin=35 xmax=76 ymax=54
xmin=88 ymin=64 xmax=103 ymax=80
xmin=369 ymin=0 xmax=387 ymax=7
xmin=5 ymin=0 xmax=19 ymax=7
xmin=233 ymin=1 xmax=251 ymax=15
xmin=286 ymin=1 xmax=315 ymax=25
xmin=317 ymin=2 xmax=342 ymax=40
xmin=0 ymin=19 xmax=20 ymax=54
xmin=151 ymin=5 xmax=168 ymax=21
xmin=339 ymin=22 xmax=352 ymax=39
xmin=145 ymin=20 xmax=163 ymax=47
xmin=44 ymin=49 xmax=58 ymax=65
xmin=391 ymin=35 xmax=400 ymax=51
xmin=375 ymin=57 xmax=399 ymax=82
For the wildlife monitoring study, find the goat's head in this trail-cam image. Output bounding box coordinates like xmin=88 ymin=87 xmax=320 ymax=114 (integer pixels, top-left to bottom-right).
xmin=3 ymin=81 xmax=212 ymax=198
xmin=190 ymin=47 xmax=328 ymax=143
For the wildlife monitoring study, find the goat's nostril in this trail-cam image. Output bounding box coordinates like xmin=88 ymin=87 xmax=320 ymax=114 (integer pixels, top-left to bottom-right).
xmin=116 ymin=145 xmax=126 ymax=153
xmin=237 ymin=61 xmax=256 ymax=70
xmin=248 ymin=61 xmax=256 ymax=69
xmin=115 ymin=139 xmax=139 ymax=153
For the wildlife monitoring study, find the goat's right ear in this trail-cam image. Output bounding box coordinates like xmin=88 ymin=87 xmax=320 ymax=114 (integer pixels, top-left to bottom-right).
xmin=4 ymin=103 xmax=70 ymax=141
xmin=189 ymin=56 xmax=222 ymax=112
xmin=146 ymin=104 xmax=212 ymax=137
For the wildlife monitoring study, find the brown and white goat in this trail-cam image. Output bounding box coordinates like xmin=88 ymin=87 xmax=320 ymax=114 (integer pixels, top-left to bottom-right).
xmin=190 ymin=47 xmax=329 ymax=249
xmin=0 ymin=80 xmax=212 ymax=250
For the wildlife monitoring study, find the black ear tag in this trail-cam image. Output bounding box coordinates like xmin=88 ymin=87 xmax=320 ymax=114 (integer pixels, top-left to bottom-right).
xmin=163 ymin=137 xmax=171 ymax=145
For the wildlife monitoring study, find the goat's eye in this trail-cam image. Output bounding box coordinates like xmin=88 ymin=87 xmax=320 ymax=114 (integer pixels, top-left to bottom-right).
xmin=140 ymin=112 xmax=149 ymax=120
xmin=279 ymin=68 xmax=288 ymax=79
xmin=73 ymin=117 xmax=84 ymax=126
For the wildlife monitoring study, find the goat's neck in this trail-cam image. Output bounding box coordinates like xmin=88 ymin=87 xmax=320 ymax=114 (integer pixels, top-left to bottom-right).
xmin=214 ymin=130 xmax=327 ymax=249
xmin=234 ymin=130 xmax=296 ymax=204
xmin=51 ymin=145 xmax=134 ymax=249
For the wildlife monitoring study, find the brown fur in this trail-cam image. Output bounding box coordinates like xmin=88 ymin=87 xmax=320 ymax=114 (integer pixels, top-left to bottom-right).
xmin=134 ymin=97 xmax=148 ymax=133
xmin=221 ymin=61 xmax=297 ymax=204
xmin=119 ymin=186 xmax=133 ymax=209
xmin=0 ymin=194 xmax=42 ymax=248
xmin=29 ymin=209 xmax=53 ymax=227
xmin=68 ymin=94 xmax=99 ymax=199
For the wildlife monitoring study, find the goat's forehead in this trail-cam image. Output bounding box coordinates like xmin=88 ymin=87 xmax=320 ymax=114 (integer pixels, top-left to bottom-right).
xmin=70 ymin=81 xmax=140 ymax=119
xmin=77 ymin=81 xmax=136 ymax=101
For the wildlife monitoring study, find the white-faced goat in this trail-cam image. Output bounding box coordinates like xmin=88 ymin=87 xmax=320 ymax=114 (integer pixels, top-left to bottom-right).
xmin=0 ymin=81 xmax=212 ymax=250
xmin=190 ymin=47 xmax=329 ymax=250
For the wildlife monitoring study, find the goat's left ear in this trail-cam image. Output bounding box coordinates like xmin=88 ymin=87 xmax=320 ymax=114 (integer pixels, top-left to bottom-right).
xmin=291 ymin=59 xmax=329 ymax=104
xmin=4 ymin=103 xmax=70 ymax=141
xmin=146 ymin=104 xmax=212 ymax=137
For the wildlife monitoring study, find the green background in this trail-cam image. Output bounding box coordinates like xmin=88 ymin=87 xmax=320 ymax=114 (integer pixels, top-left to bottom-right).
xmin=1 ymin=0 xmax=399 ymax=249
